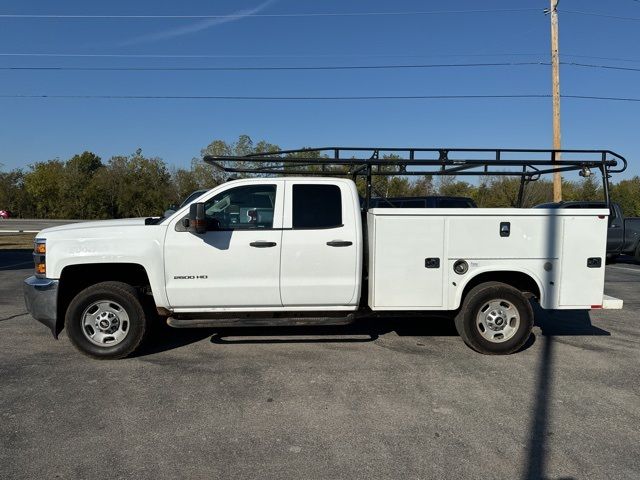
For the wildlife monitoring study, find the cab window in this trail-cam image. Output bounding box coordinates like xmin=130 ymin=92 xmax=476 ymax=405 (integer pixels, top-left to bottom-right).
xmin=292 ymin=184 xmax=342 ymax=229
xmin=204 ymin=185 xmax=276 ymax=230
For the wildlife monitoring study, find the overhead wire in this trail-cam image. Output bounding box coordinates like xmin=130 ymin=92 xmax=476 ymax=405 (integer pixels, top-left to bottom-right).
xmin=0 ymin=52 xmax=547 ymax=59
xmin=0 ymin=9 xmax=540 ymax=19
xmin=0 ymin=61 xmax=639 ymax=72
xmin=559 ymin=9 xmax=640 ymax=21
xmin=1 ymin=52 xmax=639 ymax=64
xmin=0 ymin=62 xmax=546 ymax=71
xmin=0 ymin=94 xmax=638 ymax=102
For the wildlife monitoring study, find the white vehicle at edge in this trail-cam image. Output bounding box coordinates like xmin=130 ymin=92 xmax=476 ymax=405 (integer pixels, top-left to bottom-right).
xmin=23 ymin=147 xmax=625 ymax=359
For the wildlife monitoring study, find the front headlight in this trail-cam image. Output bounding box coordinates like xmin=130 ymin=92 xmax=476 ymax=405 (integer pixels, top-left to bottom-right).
xmin=33 ymin=238 xmax=46 ymax=277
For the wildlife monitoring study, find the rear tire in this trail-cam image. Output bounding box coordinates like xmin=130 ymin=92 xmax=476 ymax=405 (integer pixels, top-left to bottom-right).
xmin=65 ymin=281 xmax=150 ymax=359
xmin=454 ymin=281 xmax=533 ymax=355
xmin=634 ymin=243 xmax=640 ymax=263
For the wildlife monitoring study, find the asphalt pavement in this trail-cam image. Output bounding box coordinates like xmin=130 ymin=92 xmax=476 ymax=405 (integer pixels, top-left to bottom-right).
xmin=1 ymin=250 xmax=638 ymax=480
xmin=0 ymin=219 xmax=85 ymax=232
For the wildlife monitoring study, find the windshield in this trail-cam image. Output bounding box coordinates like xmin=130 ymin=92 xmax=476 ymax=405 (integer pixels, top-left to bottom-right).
xmin=179 ymin=189 xmax=209 ymax=208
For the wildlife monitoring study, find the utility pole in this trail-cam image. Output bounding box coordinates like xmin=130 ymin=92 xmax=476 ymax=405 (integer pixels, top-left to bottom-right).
xmin=550 ymin=0 xmax=562 ymax=201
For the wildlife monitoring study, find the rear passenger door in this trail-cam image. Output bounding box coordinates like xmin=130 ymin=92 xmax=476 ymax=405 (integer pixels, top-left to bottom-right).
xmin=280 ymin=180 xmax=359 ymax=307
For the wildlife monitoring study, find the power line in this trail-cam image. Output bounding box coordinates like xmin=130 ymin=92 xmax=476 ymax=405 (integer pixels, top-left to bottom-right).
xmin=0 ymin=94 xmax=638 ymax=102
xmin=560 ymin=9 xmax=640 ymax=21
xmin=0 ymin=62 xmax=546 ymax=72
xmin=0 ymin=52 xmax=548 ymax=59
xmin=2 ymin=52 xmax=639 ymax=63
xmin=563 ymin=53 xmax=640 ymax=64
xmin=1 ymin=61 xmax=640 ymax=73
xmin=562 ymin=61 xmax=640 ymax=72
xmin=0 ymin=9 xmax=540 ymax=19
xmin=568 ymin=95 xmax=640 ymax=102
xmin=0 ymin=94 xmax=551 ymax=100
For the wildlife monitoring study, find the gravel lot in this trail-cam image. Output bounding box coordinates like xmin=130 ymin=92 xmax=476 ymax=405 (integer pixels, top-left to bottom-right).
xmin=1 ymin=249 xmax=639 ymax=480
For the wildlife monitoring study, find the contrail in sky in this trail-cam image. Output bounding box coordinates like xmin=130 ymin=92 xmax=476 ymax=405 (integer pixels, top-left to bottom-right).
xmin=119 ymin=0 xmax=276 ymax=46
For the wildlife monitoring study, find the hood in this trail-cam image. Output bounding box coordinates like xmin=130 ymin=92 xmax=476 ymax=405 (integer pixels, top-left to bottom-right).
xmin=39 ymin=218 xmax=148 ymax=235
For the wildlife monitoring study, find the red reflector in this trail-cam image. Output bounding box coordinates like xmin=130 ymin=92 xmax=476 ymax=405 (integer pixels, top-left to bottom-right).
xmin=598 ymin=215 xmax=605 ymax=219
xmin=591 ymin=305 xmax=603 ymax=309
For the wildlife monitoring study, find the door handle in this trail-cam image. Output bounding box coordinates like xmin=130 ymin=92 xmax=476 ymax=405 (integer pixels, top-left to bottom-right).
xmin=250 ymin=241 xmax=277 ymax=248
xmin=425 ymin=257 xmax=440 ymax=269
xmin=326 ymin=240 xmax=353 ymax=247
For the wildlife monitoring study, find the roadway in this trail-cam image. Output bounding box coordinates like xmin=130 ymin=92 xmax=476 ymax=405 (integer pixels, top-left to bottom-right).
xmin=0 ymin=218 xmax=85 ymax=232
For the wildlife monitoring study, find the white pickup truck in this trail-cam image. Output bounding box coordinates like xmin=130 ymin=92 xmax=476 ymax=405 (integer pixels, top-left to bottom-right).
xmin=23 ymin=147 xmax=625 ymax=359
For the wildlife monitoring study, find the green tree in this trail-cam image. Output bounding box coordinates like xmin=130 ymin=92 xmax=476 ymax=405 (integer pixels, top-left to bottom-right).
xmin=59 ymin=151 xmax=104 ymax=218
xmin=23 ymin=160 xmax=65 ymax=218
xmin=409 ymin=176 xmax=434 ymax=196
xmin=474 ymin=177 xmax=552 ymax=208
xmin=0 ymin=169 xmax=33 ymax=217
xmin=93 ymin=149 xmax=173 ymax=218
xmin=436 ymin=175 xmax=475 ymax=197
xmin=575 ymin=175 xmax=601 ymax=201
xmin=611 ymin=176 xmax=640 ymax=217
xmin=169 ymin=167 xmax=201 ymax=205
xmin=197 ymin=135 xmax=281 ymax=182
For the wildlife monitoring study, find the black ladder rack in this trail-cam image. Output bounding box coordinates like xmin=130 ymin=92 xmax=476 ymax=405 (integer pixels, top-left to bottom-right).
xmin=203 ymin=147 xmax=627 ymax=208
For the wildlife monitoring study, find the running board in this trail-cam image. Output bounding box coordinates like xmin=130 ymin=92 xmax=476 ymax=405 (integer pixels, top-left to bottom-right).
xmin=166 ymin=314 xmax=356 ymax=329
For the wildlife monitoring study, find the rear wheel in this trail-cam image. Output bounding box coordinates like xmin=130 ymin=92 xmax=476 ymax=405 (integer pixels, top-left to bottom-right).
xmin=65 ymin=281 xmax=150 ymax=359
xmin=454 ymin=281 xmax=533 ymax=355
xmin=634 ymin=243 xmax=640 ymax=263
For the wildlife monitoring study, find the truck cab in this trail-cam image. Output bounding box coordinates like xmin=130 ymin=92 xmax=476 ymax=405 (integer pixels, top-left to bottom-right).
xmin=163 ymin=178 xmax=362 ymax=311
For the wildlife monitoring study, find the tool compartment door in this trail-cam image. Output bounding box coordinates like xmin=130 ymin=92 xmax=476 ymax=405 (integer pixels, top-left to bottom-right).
xmin=558 ymin=214 xmax=607 ymax=307
xmin=371 ymin=214 xmax=445 ymax=308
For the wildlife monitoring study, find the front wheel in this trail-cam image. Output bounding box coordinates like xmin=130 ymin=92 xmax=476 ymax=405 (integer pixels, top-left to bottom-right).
xmin=454 ymin=281 xmax=533 ymax=355
xmin=65 ymin=281 xmax=150 ymax=359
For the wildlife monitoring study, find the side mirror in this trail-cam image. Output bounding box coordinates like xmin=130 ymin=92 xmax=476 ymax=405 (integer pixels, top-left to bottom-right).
xmin=188 ymin=203 xmax=207 ymax=234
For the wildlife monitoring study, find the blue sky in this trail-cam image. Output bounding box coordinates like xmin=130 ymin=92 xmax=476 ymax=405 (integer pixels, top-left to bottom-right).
xmin=0 ymin=0 xmax=638 ymax=180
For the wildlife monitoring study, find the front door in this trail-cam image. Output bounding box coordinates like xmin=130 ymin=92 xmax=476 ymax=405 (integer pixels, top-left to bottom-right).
xmin=164 ymin=181 xmax=284 ymax=309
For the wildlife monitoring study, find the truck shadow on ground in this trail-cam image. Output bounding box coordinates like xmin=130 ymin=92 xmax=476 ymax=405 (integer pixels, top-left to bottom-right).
xmin=532 ymin=302 xmax=610 ymax=336
xmin=610 ymin=255 xmax=640 ymax=266
xmin=0 ymin=249 xmax=33 ymax=271
xmin=135 ymin=302 xmax=609 ymax=356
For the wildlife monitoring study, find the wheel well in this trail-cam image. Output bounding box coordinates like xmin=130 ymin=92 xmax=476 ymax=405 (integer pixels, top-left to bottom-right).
xmin=57 ymin=263 xmax=152 ymax=333
xmin=460 ymin=271 xmax=541 ymax=305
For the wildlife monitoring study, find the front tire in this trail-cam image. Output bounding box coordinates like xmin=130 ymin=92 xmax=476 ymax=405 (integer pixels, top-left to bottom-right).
xmin=65 ymin=281 xmax=150 ymax=359
xmin=454 ymin=281 xmax=533 ymax=355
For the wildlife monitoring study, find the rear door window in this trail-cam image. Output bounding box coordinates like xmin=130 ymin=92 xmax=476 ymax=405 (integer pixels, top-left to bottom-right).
xmin=292 ymin=184 xmax=342 ymax=229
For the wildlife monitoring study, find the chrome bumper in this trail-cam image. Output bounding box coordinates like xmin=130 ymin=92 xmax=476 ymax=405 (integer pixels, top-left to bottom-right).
xmin=23 ymin=276 xmax=59 ymax=338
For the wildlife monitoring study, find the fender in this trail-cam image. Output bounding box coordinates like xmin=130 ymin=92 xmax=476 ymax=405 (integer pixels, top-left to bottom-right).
xmin=452 ymin=265 xmax=546 ymax=310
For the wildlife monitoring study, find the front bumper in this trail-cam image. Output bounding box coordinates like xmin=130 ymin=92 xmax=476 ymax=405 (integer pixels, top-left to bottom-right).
xmin=23 ymin=276 xmax=59 ymax=338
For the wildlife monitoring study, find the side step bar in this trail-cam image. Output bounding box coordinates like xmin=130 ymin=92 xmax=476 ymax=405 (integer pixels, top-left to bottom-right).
xmin=167 ymin=314 xmax=356 ymax=329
